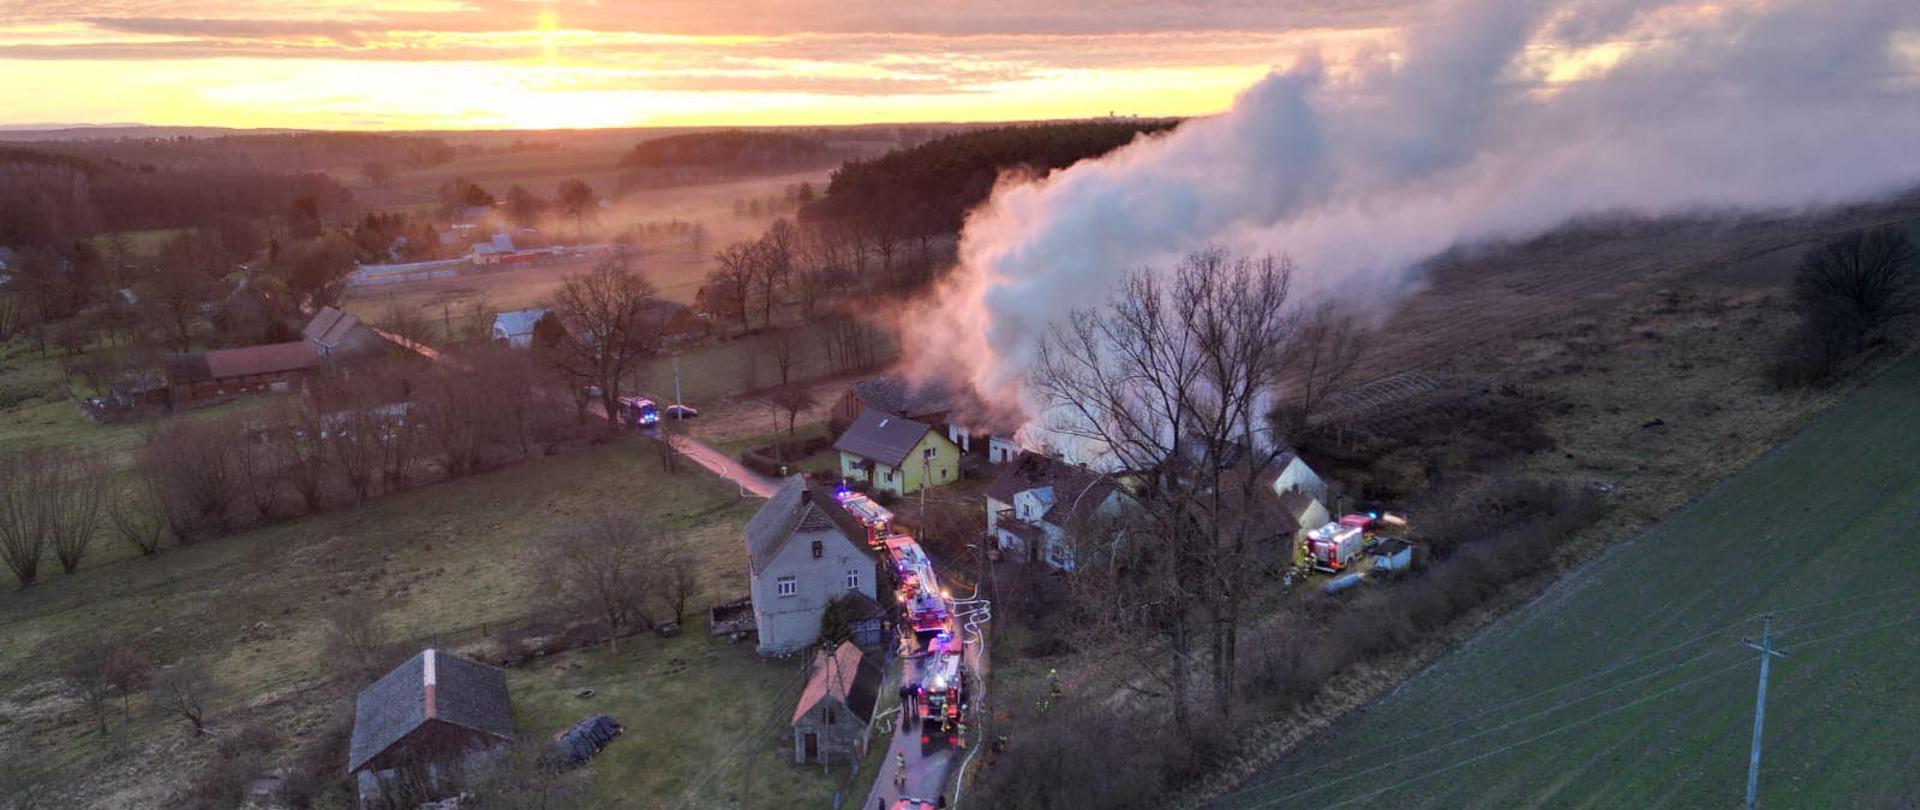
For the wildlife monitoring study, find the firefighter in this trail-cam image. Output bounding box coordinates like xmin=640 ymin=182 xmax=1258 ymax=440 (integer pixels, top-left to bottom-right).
xmin=956 ymin=718 xmax=968 ymax=749
xmin=1048 ymin=668 xmax=1062 ymax=699
xmin=894 ymin=751 xmax=907 ymax=789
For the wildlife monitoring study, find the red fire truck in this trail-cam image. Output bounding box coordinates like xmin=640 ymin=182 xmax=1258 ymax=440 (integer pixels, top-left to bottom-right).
xmin=915 ymin=650 xmax=968 ymax=752
xmin=1303 ymin=521 xmax=1367 ymax=573
xmin=834 ymin=490 xmax=895 ymax=549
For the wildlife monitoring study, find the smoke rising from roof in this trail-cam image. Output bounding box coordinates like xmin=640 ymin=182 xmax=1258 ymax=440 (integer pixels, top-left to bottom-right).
xmin=903 ymin=0 xmax=1920 ymax=427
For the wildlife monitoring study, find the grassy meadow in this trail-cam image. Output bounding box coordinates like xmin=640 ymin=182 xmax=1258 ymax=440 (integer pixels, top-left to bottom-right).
xmin=0 ymin=436 xmax=858 ymax=807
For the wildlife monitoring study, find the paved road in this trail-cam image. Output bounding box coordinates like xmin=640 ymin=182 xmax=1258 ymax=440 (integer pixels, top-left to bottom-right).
xmin=380 ymin=323 xmax=781 ymax=498
xmin=665 ymin=430 xmax=783 ymax=497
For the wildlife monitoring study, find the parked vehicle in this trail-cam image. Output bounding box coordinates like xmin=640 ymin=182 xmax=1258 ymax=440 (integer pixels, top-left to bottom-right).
xmin=663 ymin=403 xmax=700 ymax=420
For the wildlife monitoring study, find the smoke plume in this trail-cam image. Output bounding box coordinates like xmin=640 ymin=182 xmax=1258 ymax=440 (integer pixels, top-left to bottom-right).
xmin=905 ymin=0 xmax=1920 ymax=426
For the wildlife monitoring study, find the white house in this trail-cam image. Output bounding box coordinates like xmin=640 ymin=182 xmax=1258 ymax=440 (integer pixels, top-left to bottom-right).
xmin=1270 ymin=449 xmax=1327 ymax=503
xmin=984 ymin=451 xmax=1130 ymax=571
xmin=492 ymin=307 xmax=550 ymax=348
xmin=746 ymin=478 xmax=880 ymax=655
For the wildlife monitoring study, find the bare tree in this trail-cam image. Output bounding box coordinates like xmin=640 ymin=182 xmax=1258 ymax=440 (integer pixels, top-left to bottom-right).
xmin=103 ymin=645 xmax=153 ymax=721
xmin=708 ymin=242 xmax=758 ymax=331
xmin=0 ymin=452 xmax=52 ymax=587
xmin=546 ymin=259 xmax=665 ymax=428
xmin=231 ymin=426 xmax=282 ymax=522
xmin=155 ymin=660 xmax=226 ymax=736
xmin=1033 ymin=249 xmax=1300 ymax=730
xmin=538 ymin=511 xmax=660 ymax=652
xmin=109 ymin=479 xmax=169 ymax=556
xmin=1793 ymin=226 xmax=1920 ymax=355
xmin=323 ymin=601 xmax=396 ymax=683
xmin=47 ymin=450 xmax=106 ymax=574
xmin=140 ymin=420 xmax=240 ymax=535
xmin=657 ymin=554 xmax=698 ymax=626
xmin=266 ymin=399 xmax=329 ymax=514
xmin=1272 ymin=304 xmax=1369 ymax=436
xmin=380 ymin=301 xmax=433 ymax=353
xmin=63 ymin=639 xmax=116 ymax=735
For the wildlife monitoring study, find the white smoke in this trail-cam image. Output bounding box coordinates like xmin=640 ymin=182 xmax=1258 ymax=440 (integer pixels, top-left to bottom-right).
xmin=905 ymin=0 xmax=1920 ymax=424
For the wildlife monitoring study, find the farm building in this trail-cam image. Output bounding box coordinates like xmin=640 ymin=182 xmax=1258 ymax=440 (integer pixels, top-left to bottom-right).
xmin=348 ymin=649 xmax=514 ymax=807
xmin=304 ymin=306 xmax=390 ymax=360
xmin=164 ymin=340 xmax=318 ymax=405
xmin=492 ymin=307 xmax=551 ymax=348
xmin=985 ymin=451 xmax=1130 ymax=570
xmin=790 ymin=640 xmax=884 ymax=766
xmin=833 ymin=410 xmax=961 ymax=497
xmin=831 ymin=375 xmax=994 ymax=453
xmin=746 ymin=478 xmax=880 ymax=655
xmin=1274 ymin=489 xmax=1330 ymax=550
xmin=638 ymin=299 xmax=712 ymax=345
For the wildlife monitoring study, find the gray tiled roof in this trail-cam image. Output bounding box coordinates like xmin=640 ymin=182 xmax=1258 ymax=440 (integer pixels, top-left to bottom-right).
xmin=848 ymin=376 xmax=957 ymax=420
xmin=832 ymin=410 xmax=935 ymax=468
xmin=347 ymin=649 xmax=513 ymax=774
xmin=745 ymin=478 xmax=870 ymax=575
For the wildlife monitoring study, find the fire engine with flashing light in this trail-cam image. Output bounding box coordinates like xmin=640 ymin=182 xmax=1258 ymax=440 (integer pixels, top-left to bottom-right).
xmin=914 ymin=649 xmax=968 ymax=753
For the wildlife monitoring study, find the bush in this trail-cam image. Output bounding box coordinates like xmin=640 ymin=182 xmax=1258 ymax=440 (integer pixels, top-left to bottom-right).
xmin=1775 ymin=227 xmax=1920 ymax=388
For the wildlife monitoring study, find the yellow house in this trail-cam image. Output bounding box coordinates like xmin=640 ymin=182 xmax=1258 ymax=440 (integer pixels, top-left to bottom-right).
xmin=832 ymin=410 xmax=961 ymax=496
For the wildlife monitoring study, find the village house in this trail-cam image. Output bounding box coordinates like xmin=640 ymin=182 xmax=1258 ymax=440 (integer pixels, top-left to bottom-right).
xmin=790 ymin=640 xmax=883 ymax=765
xmin=833 ymin=409 xmax=961 ymax=497
xmin=1269 ymin=448 xmax=1329 ymax=503
xmin=164 ymin=340 xmax=318 ymax=405
xmin=985 ymin=451 xmax=1131 ymax=570
xmin=348 ymin=649 xmax=514 ymax=807
xmin=303 ymin=305 xmax=390 ymax=360
xmin=746 ymin=478 xmax=880 ymax=656
xmin=638 ymin=298 xmax=712 ymax=345
xmin=831 ymin=375 xmax=991 ymax=453
xmin=491 ymin=307 xmax=550 ymax=348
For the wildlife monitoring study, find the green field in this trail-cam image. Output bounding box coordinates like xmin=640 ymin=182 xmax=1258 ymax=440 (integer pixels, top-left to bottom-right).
xmin=1216 ymin=351 xmax=1920 ymax=810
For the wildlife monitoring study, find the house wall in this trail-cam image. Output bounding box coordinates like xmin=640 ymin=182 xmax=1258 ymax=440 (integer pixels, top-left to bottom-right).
xmin=899 ymin=432 xmax=960 ymax=494
xmin=984 ymin=496 xmax=1010 ymax=533
xmin=791 ymin=699 xmax=869 ymax=765
xmin=750 ymin=524 xmax=877 ymax=655
xmin=1273 ymin=457 xmax=1327 ymax=502
xmin=841 ymin=431 xmax=960 ymax=497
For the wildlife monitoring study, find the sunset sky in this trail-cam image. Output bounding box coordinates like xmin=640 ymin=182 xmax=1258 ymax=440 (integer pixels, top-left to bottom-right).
xmin=0 ymin=0 xmax=1412 ymax=130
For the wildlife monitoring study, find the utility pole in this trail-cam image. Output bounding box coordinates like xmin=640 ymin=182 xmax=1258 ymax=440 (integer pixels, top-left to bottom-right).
xmin=1743 ymin=614 xmax=1787 ymax=810
xmin=672 ymin=356 xmax=683 ymax=416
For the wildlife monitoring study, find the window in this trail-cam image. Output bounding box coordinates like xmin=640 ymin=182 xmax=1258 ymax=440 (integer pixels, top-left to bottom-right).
xmin=924 ymin=447 xmax=936 ymax=460
xmin=777 ymin=576 xmax=796 ymax=597
xmin=941 ymin=469 xmax=949 ymax=480
xmin=884 ymin=469 xmax=895 ymax=483
xmin=846 ymin=569 xmax=861 ymax=590
xmin=826 ymin=707 xmax=836 ymax=726
xmin=811 ymin=540 xmax=823 ymax=559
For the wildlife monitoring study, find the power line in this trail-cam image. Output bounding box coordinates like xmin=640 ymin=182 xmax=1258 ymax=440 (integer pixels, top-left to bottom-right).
xmin=1213 ymin=585 xmax=1920 ymax=805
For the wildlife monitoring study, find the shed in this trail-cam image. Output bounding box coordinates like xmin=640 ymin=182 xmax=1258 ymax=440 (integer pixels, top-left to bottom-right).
xmin=492 ymin=307 xmax=550 ymax=348
xmin=790 ymin=641 xmax=884 ymax=765
xmin=1370 ymin=539 xmax=1415 ymax=574
xmin=348 ymin=649 xmax=514 ymax=776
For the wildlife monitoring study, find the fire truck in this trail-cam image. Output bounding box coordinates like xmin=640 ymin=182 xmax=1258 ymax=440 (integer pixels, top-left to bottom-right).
xmin=615 ymin=396 xmax=659 ymax=427
xmin=834 ymin=490 xmax=895 ymax=549
xmin=915 ymin=650 xmax=968 ymax=752
xmin=1303 ymin=521 xmax=1367 ymax=573
xmin=885 ymin=537 xmax=952 ymax=644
